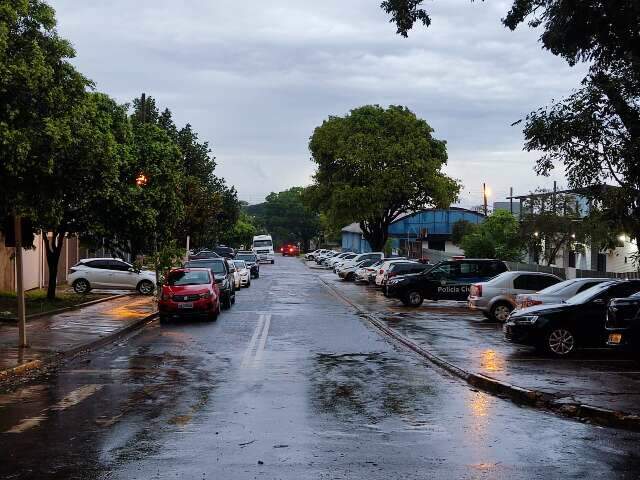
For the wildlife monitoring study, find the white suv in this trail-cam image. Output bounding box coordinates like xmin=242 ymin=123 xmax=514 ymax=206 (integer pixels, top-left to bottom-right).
xmin=69 ymin=258 xmax=156 ymax=295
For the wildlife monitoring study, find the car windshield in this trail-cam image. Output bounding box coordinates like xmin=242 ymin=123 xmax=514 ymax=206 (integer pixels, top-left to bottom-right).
xmin=565 ymin=281 xmax=616 ymax=304
xmin=236 ymin=254 xmax=257 ymax=262
xmin=234 ymin=260 xmax=246 ymax=269
xmin=254 ymin=240 xmax=272 ymax=247
xmin=167 ymin=270 xmax=210 ymax=286
xmin=185 ymin=261 xmax=226 ymax=274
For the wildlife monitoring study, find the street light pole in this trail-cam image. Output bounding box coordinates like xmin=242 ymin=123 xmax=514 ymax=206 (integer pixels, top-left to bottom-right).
xmin=483 ymin=183 xmax=488 ymax=217
xmin=14 ymin=212 xmax=27 ymax=347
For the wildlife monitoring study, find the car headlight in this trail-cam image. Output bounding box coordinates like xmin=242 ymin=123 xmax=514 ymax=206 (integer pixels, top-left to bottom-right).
xmin=200 ymin=292 xmax=212 ymax=299
xmin=513 ymin=315 xmax=538 ymax=325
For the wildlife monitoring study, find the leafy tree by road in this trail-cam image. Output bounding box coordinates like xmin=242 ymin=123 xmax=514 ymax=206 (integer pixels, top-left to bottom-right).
xmin=0 ymin=0 xmax=89 ymax=228
xmin=451 ymin=220 xmax=477 ymax=246
xmin=460 ymin=210 xmax=523 ymax=261
xmin=307 ymin=105 xmax=459 ymax=251
xmin=381 ymin=0 xmax=640 ymax=249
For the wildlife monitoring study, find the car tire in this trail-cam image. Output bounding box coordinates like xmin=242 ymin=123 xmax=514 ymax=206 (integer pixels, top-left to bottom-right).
xmin=271 ymin=260 xmax=274 ymax=264
xmin=208 ymin=302 xmax=221 ymax=322
xmin=403 ymin=290 xmax=424 ymax=307
xmin=247 ymin=280 xmax=251 ymax=287
xmin=222 ymin=294 xmax=231 ymax=310
xmin=544 ymin=327 xmax=576 ymax=356
xmin=231 ymin=293 xmax=236 ymax=305
xmin=137 ymin=280 xmax=155 ymax=296
xmin=72 ymin=278 xmax=91 ymax=294
xmin=159 ymin=314 xmax=168 ymax=324
xmin=490 ymin=302 xmax=513 ymax=322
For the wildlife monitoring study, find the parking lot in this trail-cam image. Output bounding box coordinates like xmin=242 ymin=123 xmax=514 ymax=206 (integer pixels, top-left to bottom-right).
xmin=310 ymin=261 xmax=640 ymax=418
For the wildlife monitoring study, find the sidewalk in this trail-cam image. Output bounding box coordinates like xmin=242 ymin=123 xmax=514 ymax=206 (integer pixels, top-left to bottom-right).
xmin=314 ymin=267 xmax=640 ymax=428
xmin=0 ymin=295 xmax=157 ymax=383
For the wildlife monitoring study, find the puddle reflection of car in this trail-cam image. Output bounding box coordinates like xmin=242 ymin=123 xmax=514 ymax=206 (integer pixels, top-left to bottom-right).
xmin=159 ymin=268 xmax=221 ymax=323
xmin=505 ymin=280 xmax=640 ymax=356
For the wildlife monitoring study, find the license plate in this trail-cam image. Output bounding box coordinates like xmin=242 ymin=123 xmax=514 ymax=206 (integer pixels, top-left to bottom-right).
xmin=608 ymin=333 xmax=622 ymax=344
xmin=178 ymin=302 xmax=194 ymax=309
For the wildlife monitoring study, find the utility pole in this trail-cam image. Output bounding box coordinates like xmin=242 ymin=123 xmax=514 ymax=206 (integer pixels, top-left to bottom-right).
xmin=14 ymin=212 xmax=27 ymax=348
xmin=483 ymin=183 xmax=488 ymax=217
xmin=509 ymin=187 xmax=513 ymax=214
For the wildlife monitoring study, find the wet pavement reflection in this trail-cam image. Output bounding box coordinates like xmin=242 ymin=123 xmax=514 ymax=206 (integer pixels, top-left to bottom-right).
xmin=1 ymin=258 xmax=640 ymax=478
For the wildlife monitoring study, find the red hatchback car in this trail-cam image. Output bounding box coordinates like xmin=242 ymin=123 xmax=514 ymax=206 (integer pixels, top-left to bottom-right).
xmin=281 ymin=244 xmax=299 ymax=257
xmin=159 ymin=268 xmax=221 ymax=323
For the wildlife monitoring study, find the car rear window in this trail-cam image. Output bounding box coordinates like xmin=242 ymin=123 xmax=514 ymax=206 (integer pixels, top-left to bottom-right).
xmin=167 ymin=270 xmax=210 ymax=285
xmin=185 ymin=260 xmax=226 ymax=274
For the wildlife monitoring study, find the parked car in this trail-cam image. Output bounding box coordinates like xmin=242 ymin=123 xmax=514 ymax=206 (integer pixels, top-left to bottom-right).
xmin=338 ymin=252 xmax=385 ymax=272
xmin=316 ymin=251 xmax=338 ymax=264
xmin=515 ymin=278 xmax=614 ymax=310
xmin=233 ymin=260 xmax=251 ymax=287
xmin=355 ymin=258 xmax=385 ymax=283
xmin=235 ymin=251 xmax=260 ymax=278
xmin=382 ymin=262 xmax=431 ymax=293
xmin=385 ymin=259 xmax=509 ymax=306
xmin=213 ymin=245 xmax=235 ymax=259
xmin=184 ymin=258 xmax=236 ymax=309
xmin=325 ymin=252 xmax=352 ymax=267
xmin=332 ymin=253 xmax=358 ymax=272
xmin=374 ymin=259 xmax=409 ymax=286
xmin=158 ymin=268 xmax=221 ymax=323
xmin=188 ymin=249 xmax=220 ymax=260
xmin=306 ymin=249 xmax=328 ymax=261
xmin=227 ymin=258 xmax=241 ymax=289
xmin=69 ymin=258 xmax=156 ymax=295
xmin=281 ymin=244 xmax=299 ymax=257
xmin=338 ymin=258 xmax=379 ymax=281
xmin=605 ymin=291 xmax=640 ymax=349
xmin=468 ymin=271 xmax=562 ymax=322
xmin=505 ymin=280 xmax=640 ymax=356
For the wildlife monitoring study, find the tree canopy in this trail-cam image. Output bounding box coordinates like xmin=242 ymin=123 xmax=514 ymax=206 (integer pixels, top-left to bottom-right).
xmin=307 ymin=105 xmax=459 ymax=251
xmin=460 ymin=210 xmax=524 ymax=261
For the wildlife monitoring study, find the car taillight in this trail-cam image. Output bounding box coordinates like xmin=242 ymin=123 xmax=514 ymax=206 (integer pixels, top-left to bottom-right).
xmin=379 ymin=269 xmax=384 ymax=274
xmin=471 ymin=284 xmax=482 ymax=297
xmin=525 ymin=299 xmax=542 ymax=308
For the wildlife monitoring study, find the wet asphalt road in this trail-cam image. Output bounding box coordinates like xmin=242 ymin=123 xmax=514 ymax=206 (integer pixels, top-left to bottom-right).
xmin=2 ymin=257 xmax=640 ymax=479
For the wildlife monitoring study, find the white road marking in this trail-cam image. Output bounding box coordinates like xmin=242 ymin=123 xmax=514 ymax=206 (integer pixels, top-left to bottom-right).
xmin=253 ymin=314 xmax=272 ymax=366
xmin=240 ymin=314 xmax=266 ymax=368
xmin=4 ymin=384 xmax=104 ymax=434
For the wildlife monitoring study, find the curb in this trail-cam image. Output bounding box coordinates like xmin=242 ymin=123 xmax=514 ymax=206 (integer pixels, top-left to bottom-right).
xmin=318 ymin=274 xmax=640 ymax=432
xmin=0 ymin=293 xmax=132 ymax=323
xmin=0 ymin=310 xmax=157 ymax=385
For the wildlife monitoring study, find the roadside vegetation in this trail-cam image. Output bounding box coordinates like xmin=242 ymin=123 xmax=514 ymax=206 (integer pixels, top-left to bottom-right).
xmin=0 ymin=289 xmax=107 ymax=319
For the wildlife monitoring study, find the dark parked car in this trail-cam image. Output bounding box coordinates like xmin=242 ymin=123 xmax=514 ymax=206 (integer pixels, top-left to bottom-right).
xmin=184 ymin=258 xmax=236 ymax=309
xmin=505 ymin=280 xmax=640 ymax=356
xmin=606 ymin=291 xmax=640 ymax=349
xmin=385 ymin=259 xmax=508 ymax=306
xmin=382 ymin=262 xmax=430 ymax=293
xmin=188 ymin=249 xmax=220 ymax=260
xmin=213 ymin=245 xmax=235 ymax=259
xmin=235 ymin=251 xmax=260 ymax=279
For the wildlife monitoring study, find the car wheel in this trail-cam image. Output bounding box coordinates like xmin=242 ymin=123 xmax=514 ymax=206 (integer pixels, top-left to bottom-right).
xmin=137 ymin=280 xmax=155 ymax=296
xmin=490 ymin=302 xmax=513 ymax=322
xmin=271 ymin=260 xmax=274 ymax=264
xmin=544 ymin=327 xmax=576 ymax=356
xmin=247 ymin=280 xmax=251 ymax=287
xmin=159 ymin=314 xmax=168 ymax=324
xmin=208 ymin=302 xmax=221 ymax=321
xmin=72 ymin=278 xmax=91 ymax=294
xmin=231 ymin=293 xmax=236 ymax=305
xmin=222 ymin=294 xmax=231 ymax=310
xmin=404 ymin=290 xmax=424 ymax=307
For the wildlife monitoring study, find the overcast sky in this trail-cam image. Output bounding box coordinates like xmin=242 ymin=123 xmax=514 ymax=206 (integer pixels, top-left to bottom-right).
xmin=51 ymin=0 xmax=585 ymax=207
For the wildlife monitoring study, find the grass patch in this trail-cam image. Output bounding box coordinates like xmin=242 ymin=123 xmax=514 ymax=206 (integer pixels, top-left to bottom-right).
xmin=0 ymin=288 xmax=108 ymax=319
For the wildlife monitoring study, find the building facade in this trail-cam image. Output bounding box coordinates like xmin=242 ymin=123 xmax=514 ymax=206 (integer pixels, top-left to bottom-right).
xmin=341 ymin=208 xmax=485 ymax=257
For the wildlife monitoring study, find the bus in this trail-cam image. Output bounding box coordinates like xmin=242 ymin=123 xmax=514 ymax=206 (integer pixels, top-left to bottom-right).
xmin=252 ymin=235 xmax=275 ymax=264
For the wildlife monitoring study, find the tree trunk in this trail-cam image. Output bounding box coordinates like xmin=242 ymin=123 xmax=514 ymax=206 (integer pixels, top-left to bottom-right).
xmin=43 ymin=232 xmax=65 ymax=300
xmin=360 ymin=219 xmax=389 ymax=252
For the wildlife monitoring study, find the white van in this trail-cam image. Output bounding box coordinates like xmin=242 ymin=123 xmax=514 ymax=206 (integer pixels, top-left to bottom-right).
xmin=252 ymin=235 xmax=275 ymax=264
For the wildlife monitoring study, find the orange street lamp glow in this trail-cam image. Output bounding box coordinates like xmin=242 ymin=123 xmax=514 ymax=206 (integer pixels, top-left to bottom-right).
xmin=136 ymin=173 xmax=148 ymax=187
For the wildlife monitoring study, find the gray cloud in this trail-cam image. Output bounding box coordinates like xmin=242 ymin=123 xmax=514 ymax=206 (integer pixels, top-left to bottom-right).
xmin=51 ymin=0 xmax=585 ymax=205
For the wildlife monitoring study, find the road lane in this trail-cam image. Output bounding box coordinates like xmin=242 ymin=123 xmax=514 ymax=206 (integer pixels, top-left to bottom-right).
xmin=1 ymin=257 xmax=640 ymax=479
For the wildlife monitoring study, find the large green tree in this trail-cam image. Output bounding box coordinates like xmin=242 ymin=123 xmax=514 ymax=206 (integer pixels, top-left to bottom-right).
xmin=307 ymin=105 xmax=459 ymax=251
xmin=0 ymin=0 xmax=89 ymax=227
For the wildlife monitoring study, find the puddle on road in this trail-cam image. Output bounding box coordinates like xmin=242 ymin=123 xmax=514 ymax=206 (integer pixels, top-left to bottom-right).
xmin=308 ymin=352 xmax=439 ymax=428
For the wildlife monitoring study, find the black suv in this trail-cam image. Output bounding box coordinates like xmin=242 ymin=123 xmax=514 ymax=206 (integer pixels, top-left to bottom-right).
xmin=184 ymin=258 xmax=236 ymax=309
xmin=235 ymin=251 xmax=260 ymax=278
xmin=385 ymin=259 xmax=508 ymax=307
xmin=213 ymin=246 xmax=235 ymax=259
